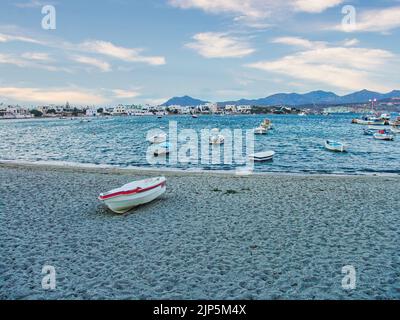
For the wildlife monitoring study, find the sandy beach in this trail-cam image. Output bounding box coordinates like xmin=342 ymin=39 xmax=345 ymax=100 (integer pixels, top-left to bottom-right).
xmin=0 ymin=163 xmax=399 ymax=300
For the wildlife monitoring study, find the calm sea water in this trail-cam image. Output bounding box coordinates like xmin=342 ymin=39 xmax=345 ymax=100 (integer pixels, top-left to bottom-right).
xmin=1 ymin=114 xmax=399 ymax=175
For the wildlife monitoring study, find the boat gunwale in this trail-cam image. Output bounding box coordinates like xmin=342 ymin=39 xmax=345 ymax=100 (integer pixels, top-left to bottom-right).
xmin=99 ymin=179 xmax=166 ymax=201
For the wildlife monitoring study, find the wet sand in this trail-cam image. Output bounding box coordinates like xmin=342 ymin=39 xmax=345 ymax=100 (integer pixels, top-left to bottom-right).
xmin=0 ymin=163 xmax=399 ymax=300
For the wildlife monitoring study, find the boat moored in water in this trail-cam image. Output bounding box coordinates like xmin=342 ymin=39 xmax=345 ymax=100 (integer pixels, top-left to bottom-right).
xmin=148 ymin=133 xmax=167 ymax=144
xmin=154 ymin=142 xmax=171 ymax=156
xmin=249 ymin=151 xmax=275 ymax=162
xmin=99 ymin=177 xmax=167 ymax=214
xmin=325 ymin=140 xmax=348 ymax=152
xmin=254 ymin=127 xmax=268 ymax=135
xmin=389 ymin=117 xmax=400 ymax=126
xmin=390 ymin=126 xmax=400 ymax=134
xmin=209 ymin=128 xmax=225 ymax=145
xmin=261 ymin=119 xmax=272 ymax=130
xmin=373 ymin=130 xmax=394 ymax=141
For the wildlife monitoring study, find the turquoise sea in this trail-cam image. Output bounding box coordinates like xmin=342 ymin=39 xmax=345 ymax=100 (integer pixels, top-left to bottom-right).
xmin=1 ymin=114 xmax=399 ymax=175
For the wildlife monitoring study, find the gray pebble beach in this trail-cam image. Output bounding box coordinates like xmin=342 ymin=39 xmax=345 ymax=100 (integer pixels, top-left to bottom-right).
xmin=0 ymin=163 xmax=399 ymax=300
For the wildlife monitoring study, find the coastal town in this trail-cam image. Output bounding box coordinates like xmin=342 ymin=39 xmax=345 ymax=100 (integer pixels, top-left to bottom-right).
xmin=1 ymin=97 xmax=400 ymax=120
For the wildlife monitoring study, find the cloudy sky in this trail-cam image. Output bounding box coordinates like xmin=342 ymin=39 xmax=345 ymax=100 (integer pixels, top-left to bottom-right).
xmin=0 ymin=0 xmax=399 ymax=105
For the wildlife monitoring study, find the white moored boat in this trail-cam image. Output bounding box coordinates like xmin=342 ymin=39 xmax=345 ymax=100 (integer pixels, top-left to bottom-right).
xmin=148 ymin=133 xmax=167 ymax=144
xmin=374 ymin=130 xmax=394 ymax=141
xmin=254 ymin=127 xmax=267 ymax=135
xmin=249 ymin=151 xmax=275 ymax=162
xmin=325 ymin=140 xmax=347 ymax=152
xmin=391 ymin=126 xmax=400 ymax=134
xmin=154 ymin=142 xmax=171 ymax=156
xmin=209 ymin=128 xmax=225 ymax=145
xmin=99 ymin=177 xmax=167 ymax=214
xmin=261 ymin=119 xmax=273 ymax=130
xmin=209 ymin=135 xmax=225 ymax=145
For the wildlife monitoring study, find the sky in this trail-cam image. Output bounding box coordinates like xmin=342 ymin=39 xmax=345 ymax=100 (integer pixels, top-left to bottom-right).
xmin=0 ymin=0 xmax=400 ymax=106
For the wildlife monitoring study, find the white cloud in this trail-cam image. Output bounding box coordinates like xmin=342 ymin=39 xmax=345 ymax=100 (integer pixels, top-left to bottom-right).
xmin=21 ymin=52 xmax=52 ymax=62
xmin=272 ymin=37 xmax=326 ymax=49
xmin=0 ymin=86 xmax=109 ymax=105
xmin=80 ymin=40 xmax=166 ymax=66
xmin=0 ymin=32 xmax=43 ymax=44
xmin=169 ymin=0 xmax=267 ymax=19
xmin=0 ymin=31 xmax=166 ymax=68
xmin=15 ymin=0 xmax=54 ymax=8
xmin=334 ymin=6 xmax=400 ymax=33
xmin=0 ymin=52 xmax=71 ymax=73
xmin=342 ymin=38 xmax=359 ymax=47
xmin=71 ymin=55 xmax=111 ymax=72
xmin=0 ymin=54 xmax=27 ymax=67
xmin=292 ymin=0 xmax=344 ymax=13
xmin=112 ymin=89 xmax=141 ymax=99
xmin=185 ymin=32 xmax=255 ymax=58
xmin=246 ymin=40 xmax=397 ymax=92
xmin=169 ymin=0 xmax=344 ymax=24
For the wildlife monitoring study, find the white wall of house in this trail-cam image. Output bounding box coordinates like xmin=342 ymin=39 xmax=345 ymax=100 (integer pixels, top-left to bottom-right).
xmin=86 ymin=108 xmax=98 ymax=117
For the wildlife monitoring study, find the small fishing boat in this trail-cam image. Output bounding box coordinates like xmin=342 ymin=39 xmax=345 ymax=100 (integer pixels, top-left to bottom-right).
xmin=154 ymin=142 xmax=171 ymax=156
xmin=249 ymin=151 xmax=275 ymax=162
xmin=261 ymin=119 xmax=272 ymax=130
xmin=352 ymin=113 xmax=387 ymax=125
xmin=390 ymin=117 xmax=400 ymax=126
xmin=254 ymin=127 xmax=267 ymax=135
xmin=148 ymin=133 xmax=167 ymax=144
xmin=99 ymin=177 xmax=167 ymax=214
xmin=209 ymin=135 xmax=225 ymax=145
xmin=325 ymin=140 xmax=347 ymax=152
xmin=192 ymin=114 xmax=198 ymax=119
xmin=364 ymin=129 xmax=376 ymax=136
xmin=390 ymin=126 xmax=400 ymax=134
xmin=368 ymin=125 xmax=386 ymax=130
xmin=380 ymin=113 xmax=391 ymax=121
xmin=209 ymin=129 xmax=225 ymax=145
xmin=374 ymin=130 xmax=394 ymax=141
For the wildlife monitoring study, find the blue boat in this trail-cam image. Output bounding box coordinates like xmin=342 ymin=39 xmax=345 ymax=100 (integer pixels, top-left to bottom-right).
xmin=364 ymin=129 xmax=376 ymax=136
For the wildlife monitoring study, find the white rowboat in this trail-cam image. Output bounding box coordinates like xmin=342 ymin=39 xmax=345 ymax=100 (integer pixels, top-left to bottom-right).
xmin=391 ymin=126 xmax=400 ymax=134
xmin=209 ymin=129 xmax=225 ymax=145
xmin=209 ymin=135 xmax=225 ymax=145
xmin=148 ymin=134 xmax=167 ymax=144
xmin=325 ymin=140 xmax=347 ymax=152
xmin=249 ymin=151 xmax=275 ymax=162
xmin=374 ymin=131 xmax=394 ymax=141
xmin=154 ymin=143 xmax=171 ymax=156
xmin=254 ymin=127 xmax=267 ymax=135
xmin=99 ymin=177 xmax=167 ymax=214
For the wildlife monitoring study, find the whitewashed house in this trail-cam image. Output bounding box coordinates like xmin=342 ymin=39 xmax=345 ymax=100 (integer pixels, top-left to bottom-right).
xmin=86 ymin=108 xmax=98 ymax=117
xmin=0 ymin=105 xmax=33 ymax=119
xmin=237 ymin=105 xmax=252 ymax=114
xmin=112 ymin=105 xmax=127 ymax=116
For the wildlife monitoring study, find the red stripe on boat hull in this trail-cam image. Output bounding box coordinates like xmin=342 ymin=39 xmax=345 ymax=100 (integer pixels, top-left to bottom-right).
xmin=99 ymin=181 xmax=166 ymax=201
